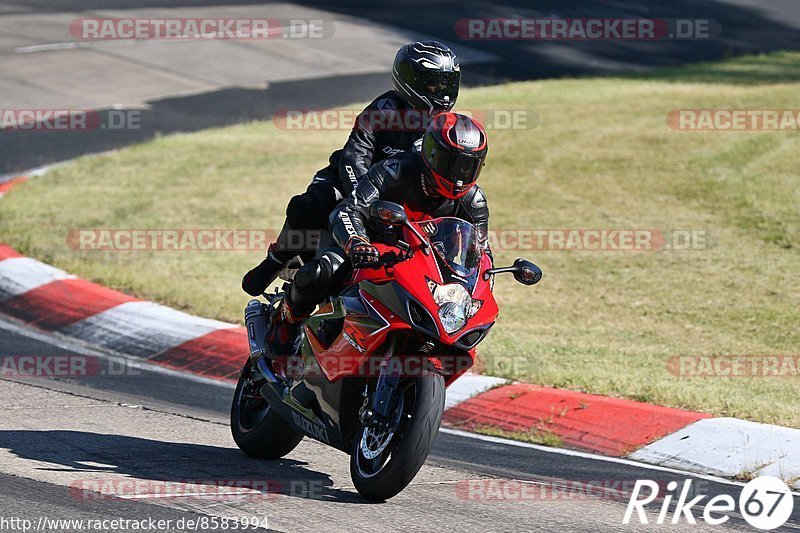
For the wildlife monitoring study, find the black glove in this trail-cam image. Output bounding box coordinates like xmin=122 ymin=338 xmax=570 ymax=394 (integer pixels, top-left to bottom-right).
xmin=242 ymin=256 xmax=282 ymax=296
xmin=346 ymin=237 xmax=379 ymax=267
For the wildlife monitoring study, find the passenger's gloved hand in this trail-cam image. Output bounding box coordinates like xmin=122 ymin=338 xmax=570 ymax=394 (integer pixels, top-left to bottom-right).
xmin=242 ymin=256 xmax=284 ymax=296
xmin=242 ymin=243 xmax=295 ymax=296
xmin=345 ymin=237 xmax=379 ymax=267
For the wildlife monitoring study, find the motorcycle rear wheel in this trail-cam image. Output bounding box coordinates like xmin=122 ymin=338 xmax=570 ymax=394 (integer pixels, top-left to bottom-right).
xmin=349 ymin=373 xmax=445 ymax=500
xmin=230 ymin=358 xmax=304 ymax=459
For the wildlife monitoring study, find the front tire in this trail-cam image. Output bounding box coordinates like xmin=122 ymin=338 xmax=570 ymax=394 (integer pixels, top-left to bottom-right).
xmin=230 ymin=359 xmax=303 ymax=459
xmin=349 ymin=373 xmax=445 ymax=500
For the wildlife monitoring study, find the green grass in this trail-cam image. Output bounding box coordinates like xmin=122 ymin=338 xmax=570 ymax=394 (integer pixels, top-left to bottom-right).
xmin=622 ymin=50 xmax=800 ymax=85
xmin=1 ymin=51 xmax=798 ymax=426
xmin=474 ymin=426 xmax=563 ymax=448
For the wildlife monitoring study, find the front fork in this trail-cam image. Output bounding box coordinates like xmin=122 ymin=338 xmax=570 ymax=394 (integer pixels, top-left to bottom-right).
xmin=359 ymin=340 xmax=400 ymax=427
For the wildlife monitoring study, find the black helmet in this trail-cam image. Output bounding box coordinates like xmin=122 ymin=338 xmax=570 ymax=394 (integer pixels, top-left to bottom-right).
xmin=392 ymin=41 xmax=460 ymax=114
xmin=421 ymin=112 xmax=487 ymax=199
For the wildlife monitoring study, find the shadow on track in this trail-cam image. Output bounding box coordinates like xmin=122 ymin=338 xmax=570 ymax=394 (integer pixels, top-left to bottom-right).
xmin=0 ymin=71 xmax=390 ymax=175
xmin=0 ymin=429 xmax=372 ymax=504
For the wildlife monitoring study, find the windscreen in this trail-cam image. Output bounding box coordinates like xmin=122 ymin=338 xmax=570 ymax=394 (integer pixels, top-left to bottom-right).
xmin=426 ymin=217 xmax=482 ymax=278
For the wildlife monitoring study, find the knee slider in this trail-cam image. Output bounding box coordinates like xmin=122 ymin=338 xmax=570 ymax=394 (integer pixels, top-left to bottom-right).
xmin=292 ymin=251 xmax=347 ymax=302
xmin=294 ymin=261 xmax=323 ymax=292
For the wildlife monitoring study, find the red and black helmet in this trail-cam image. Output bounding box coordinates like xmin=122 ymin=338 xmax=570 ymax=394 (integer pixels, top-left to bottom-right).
xmin=421 ymin=112 xmax=488 ymax=199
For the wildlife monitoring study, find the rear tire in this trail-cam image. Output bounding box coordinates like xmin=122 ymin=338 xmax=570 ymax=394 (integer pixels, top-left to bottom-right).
xmin=230 ymin=359 xmax=303 ymax=459
xmin=349 ymin=373 xmax=445 ymax=500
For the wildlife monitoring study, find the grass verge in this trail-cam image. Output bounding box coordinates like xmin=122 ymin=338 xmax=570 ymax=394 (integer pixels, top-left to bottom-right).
xmin=473 ymin=426 xmax=563 ymax=448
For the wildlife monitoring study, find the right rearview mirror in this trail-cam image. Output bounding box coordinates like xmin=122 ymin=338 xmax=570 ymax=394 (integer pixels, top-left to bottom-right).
xmin=484 ymin=258 xmax=542 ymax=286
xmin=369 ymin=201 xmax=407 ymax=226
xmin=512 ymin=258 xmax=542 ymax=286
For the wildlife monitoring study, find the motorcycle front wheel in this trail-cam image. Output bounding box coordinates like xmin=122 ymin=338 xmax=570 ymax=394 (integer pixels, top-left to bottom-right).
xmin=349 ymin=372 xmax=446 ymax=501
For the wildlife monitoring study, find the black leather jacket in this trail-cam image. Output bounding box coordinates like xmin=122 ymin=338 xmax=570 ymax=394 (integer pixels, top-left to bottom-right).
xmin=330 ymin=152 xmax=490 ymax=251
xmin=329 ymin=90 xmax=426 ymax=196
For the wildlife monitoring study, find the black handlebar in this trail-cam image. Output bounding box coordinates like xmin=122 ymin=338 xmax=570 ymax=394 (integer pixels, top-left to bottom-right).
xmin=353 ymin=251 xmax=405 ymax=270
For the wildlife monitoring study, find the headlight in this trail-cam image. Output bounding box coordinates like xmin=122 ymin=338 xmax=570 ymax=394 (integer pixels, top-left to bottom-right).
xmin=438 ymin=301 xmax=467 ymax=335
xmin=427 ymin=277 xmax=483 ymax=335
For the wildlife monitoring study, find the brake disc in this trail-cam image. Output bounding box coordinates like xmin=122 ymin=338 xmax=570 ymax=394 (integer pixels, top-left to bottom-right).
xmin=360 ymin=425 xmax=395 ymax=460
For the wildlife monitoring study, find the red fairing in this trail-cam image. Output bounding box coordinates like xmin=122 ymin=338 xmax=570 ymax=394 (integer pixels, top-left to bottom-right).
xmin=309 ymin=214 xmax=498 ymax=386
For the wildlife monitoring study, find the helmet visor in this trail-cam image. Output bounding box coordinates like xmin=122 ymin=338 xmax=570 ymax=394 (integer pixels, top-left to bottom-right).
xmin=425 ymin=146 xmax=483 ymax=185
xmin=421 ymin=71 xmax=460 ymax=102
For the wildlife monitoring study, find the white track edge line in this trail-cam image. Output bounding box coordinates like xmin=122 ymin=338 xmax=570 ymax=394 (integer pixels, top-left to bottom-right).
xmin=436 ymin=428 xmax=787 ymax=492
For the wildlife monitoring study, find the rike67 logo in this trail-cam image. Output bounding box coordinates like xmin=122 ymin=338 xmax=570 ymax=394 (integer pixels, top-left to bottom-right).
xmin=624 ymin=477 xmax=794 ymax=530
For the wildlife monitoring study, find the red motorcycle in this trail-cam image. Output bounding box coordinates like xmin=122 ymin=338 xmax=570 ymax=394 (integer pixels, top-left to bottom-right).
xmin=231 ymin=201 xmax=541 ymax=500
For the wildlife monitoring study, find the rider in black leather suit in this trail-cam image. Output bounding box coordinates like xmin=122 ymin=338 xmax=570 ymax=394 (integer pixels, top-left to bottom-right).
xmin=264 ymin=112 xmax=491 ymax=356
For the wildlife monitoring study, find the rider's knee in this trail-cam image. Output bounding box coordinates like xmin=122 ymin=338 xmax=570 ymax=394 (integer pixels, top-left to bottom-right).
xmin=293 ymin=261 xmax=323 ymax=294
xmin=292 ymin=251 xmax=348 ymax=304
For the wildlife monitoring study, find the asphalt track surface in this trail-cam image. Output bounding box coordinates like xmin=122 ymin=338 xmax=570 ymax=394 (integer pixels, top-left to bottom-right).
xmin=2 ymin=314 xmax=799 ymax=532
